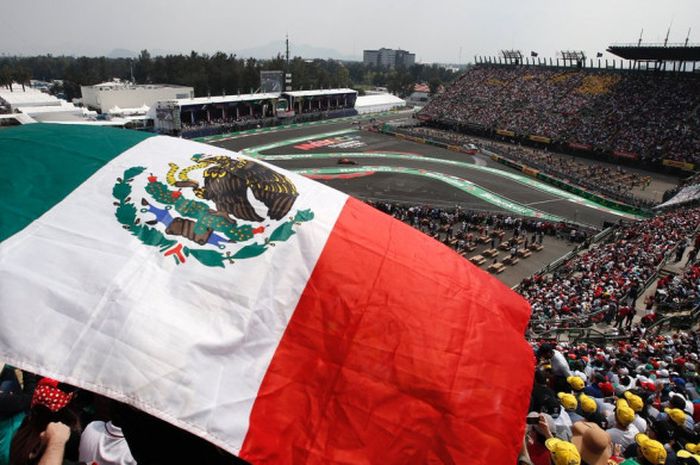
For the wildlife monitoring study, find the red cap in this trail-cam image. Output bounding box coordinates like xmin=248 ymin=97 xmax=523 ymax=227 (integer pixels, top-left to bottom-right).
xmin=31 ymin=378 xmax=74 ymax=412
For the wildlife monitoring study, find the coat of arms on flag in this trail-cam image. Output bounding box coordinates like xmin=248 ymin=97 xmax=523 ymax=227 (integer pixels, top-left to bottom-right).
xmin=112 ymin=153 xmax=315 ymax=268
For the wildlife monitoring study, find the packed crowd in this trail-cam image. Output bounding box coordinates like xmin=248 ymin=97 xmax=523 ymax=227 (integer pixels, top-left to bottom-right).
xmin=654 ymin=237 xmax=700 ymax=313
xmin=3 ymin=201 xmax=699 ymax=465
xmin=394 ymin=125 xmax=655 ymax=207
xmin=0 ymin=366 xmax=249 ymax=465
xmin=180 ymin=108 xmax=358 ymax=138
xmin=521 ymin=208 xmax=700 ymax=332
xmin=181 ymin=114 xmax=264 ymax=128
xmin=369 ymin=202 xmax=590 ymax=254
xmin=420 ymin=65 xmax=700 ymax=165
xmin=663 ymin=174 xmax=700 ymax=205
xmin=492 ymin=146 xmax=654 ymax=209
xmin=523 ymin=333 xmax=700 ymax=465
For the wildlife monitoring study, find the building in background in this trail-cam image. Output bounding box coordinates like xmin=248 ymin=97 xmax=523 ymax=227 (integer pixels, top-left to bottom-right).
xmin=363 ymin=48 xmax=416 ymax=68
xmin=80 ymin=80 xmax=194 ymax=113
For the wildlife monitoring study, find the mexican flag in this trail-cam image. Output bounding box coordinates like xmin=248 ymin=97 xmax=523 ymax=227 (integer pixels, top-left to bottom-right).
xmin=0 ymin=124 xmax=534 ymax=464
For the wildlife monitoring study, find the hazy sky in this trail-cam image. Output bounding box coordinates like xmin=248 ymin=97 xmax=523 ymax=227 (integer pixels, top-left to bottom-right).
xmin=2 ymin=0 xmax=699 ymax=63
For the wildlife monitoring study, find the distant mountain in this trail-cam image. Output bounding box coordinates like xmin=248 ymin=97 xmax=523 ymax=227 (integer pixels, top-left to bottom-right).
xmin=235 ymin=41 xmax=359 ymax=61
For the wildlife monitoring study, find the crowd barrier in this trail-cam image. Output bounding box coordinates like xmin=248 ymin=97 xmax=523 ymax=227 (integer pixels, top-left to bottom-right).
xmin=487 ymin=153 xmax=652 ymax=217
xmin=645 ymin=304 xmax=700 ymax=337
xmin=530 ymin=326 xmax=628 ymax=344
xmin=421 ymin=119 xmax=699 ymax=178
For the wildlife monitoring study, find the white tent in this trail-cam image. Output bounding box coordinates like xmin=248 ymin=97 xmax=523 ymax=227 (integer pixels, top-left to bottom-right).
xmin=355 ymin=94 xmax=406 ymax=114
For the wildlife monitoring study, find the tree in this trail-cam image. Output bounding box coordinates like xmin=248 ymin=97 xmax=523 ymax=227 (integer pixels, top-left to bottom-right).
xmin=0 ymin=53 xmax=461 ymax=99
xmin=134 ymin=49 xmax=152 ymax=83
xmin=333 ymin=65 xmax=350 ymax=88
xmin=0 ymin=65 xmax=12 ymax=91
xmin=428 ymin=78 xmax=442 ymax=96
xmin=387 ymin=70 xmax=413 ymax=97
xmin=14 ymin=66 xmax=31 ymax=92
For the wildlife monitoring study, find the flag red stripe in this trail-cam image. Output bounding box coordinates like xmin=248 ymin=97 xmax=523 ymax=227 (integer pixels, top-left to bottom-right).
xmin=240 ymin=197 xmax=534 ymax=464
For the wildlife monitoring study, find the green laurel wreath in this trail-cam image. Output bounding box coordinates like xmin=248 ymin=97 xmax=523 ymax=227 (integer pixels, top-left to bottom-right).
xmin=112 ymin=166 xmax=314 ymax=268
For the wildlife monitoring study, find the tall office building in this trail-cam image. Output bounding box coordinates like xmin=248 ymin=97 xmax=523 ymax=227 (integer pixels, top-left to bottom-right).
xmin=363 ymin=48 xmax=416 ymax=68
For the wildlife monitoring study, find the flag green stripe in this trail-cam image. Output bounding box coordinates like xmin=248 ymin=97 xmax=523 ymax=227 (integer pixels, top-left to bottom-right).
xmin=0 ymin=124 xmax=154 ymax=242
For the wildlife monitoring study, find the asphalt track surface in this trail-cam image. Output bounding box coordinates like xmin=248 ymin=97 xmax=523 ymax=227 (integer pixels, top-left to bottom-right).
xmin=211 ymin=121 xmax=620 ymax=228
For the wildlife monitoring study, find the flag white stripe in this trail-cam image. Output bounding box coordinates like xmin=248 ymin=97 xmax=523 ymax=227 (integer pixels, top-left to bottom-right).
xmin=0 ymin=135 xmax=348 ymax=453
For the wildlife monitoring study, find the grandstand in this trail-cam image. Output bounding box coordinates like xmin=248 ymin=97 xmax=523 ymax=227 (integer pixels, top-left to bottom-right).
xmin=420 ymin=49 xmax=700 ymax=173
xmin=6 ymin=39 xmax=700 ymax=465
xmin=155 ymin=88 xmax=358 ymax=137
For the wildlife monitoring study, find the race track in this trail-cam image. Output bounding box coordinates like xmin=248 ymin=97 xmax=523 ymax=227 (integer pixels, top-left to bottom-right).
xmin=210 ymin=120 xmax=632 ymax=229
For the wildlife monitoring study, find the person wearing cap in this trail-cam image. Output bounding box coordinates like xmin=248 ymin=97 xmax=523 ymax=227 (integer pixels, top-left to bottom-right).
xmin=624 ymin=391 xmax=649 ymax=434
xmin=545 ymin=438 xmax=581 ymax=465
xmin=579 ymin=394 xmax=608 ymax=429
xmin=665 ymin=408 xmax=688 ymax=431
xmin=9 ymin=378 xmax=81 ymax=465
xmin=678 ymin=449 xmax=700 ymax=465
xmin=663 ymin=407 xmax=696 ymax=448
xmin=560 ymin=393 xmax=585 ymax=424
xmin=668 ymin=393 xmax=695 ymax=430
xmin=571 ymin=422 xmax=613 ymax=465
xmin=569 ymin=376 xmax=586 ymax=393
xmin=539 ymin=344 xmax=573 ymax=393
xmin=607 ymin=399 xmax=640 ymax=450
xmin=620 ymin=434 xmax=667 ymax=465
xmin=624 ymin=419 xmax=677 ymax=465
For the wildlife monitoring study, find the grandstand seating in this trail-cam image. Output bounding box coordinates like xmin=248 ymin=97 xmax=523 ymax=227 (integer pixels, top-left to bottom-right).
xmin=420 ymin=64 xmax=700 ymax=166
xmin=522 ymin=207 xmax=700 ymax=333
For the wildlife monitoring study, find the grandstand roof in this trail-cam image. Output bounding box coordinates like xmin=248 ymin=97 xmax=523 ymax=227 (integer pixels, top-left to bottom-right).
xmin=86 ymin=80 xmax=192 ymax=90
xmin=284 ymin=88 xmax=357 ymax=98
xmin=607 ymin=43 xmax=700 ymax=61
xmin=174 ymin=92 xmax=282 ymax=107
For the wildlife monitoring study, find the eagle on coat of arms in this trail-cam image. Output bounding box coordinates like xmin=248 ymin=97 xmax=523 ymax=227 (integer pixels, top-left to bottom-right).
xmin=171 ymin=154 xmax=299 ymax=223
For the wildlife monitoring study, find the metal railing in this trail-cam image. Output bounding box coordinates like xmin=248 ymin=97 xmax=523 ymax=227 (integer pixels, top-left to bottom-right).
xmin=645 ymin=304 xmax=700 ymax=337
xmin=530 ymin=326 xmax=628 ymax=344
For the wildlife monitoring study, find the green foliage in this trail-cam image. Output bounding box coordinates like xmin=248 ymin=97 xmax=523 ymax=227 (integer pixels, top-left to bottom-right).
xmin=187 ymin=248 xmax=226 ymax=268
xmin=112 ymin=182 xmax=131 ymax=201
xmin=123 ymin=166 xmax=146 ymax=180
xmin=294 ymin=209 xmax=315 ymax=222
xmin=113 ymin=168 xmax=175 ymax=251
xmin=0 ymin=52 xmax=458 ymax=100
xmin=115 ymin=203 xmax=137 ymax=225
xmin=133 ymin=225 xmax=176 ymax=249
xmin=269 ymin=222 xmax=295 ymax=242
xmin=232 ymin=243 xmax=268 ymax=259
